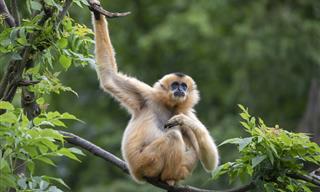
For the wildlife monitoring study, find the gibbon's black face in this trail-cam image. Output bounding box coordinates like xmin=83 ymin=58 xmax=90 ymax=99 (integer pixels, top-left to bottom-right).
xmin=171 ymin=81 xmax=188 ymax=98
xmin=155 ymin=72 xmax=199 ymax=106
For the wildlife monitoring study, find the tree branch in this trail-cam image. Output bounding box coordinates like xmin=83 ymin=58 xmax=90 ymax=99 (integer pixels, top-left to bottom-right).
xmin=0 ymin=0 xmax=16 ymax=27
xmin=288 ymin=173 xmax=320 ymax=187
xmin=86 ymin=0 xmax=130 ymax=18
xmin=10 ymin=0 xmax=20 ymax=26
xmin=55 ymin=0 xmax=73 ymax=27
xmin=0 ymin=0 xmax=71 ymax=114
xmin=60 ymin=131 xmax=256 ymax=192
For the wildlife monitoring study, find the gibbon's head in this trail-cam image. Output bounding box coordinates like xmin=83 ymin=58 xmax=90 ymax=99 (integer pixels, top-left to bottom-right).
xmin=154 ymin=72 xmax=200 ymax=110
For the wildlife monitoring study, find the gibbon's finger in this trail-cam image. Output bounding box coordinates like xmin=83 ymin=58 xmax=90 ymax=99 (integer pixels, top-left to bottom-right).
xmin=164 ymin=121 xmax=181 ymax=129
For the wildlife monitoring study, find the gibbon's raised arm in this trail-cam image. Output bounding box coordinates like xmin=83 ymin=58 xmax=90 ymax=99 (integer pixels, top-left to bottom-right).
xmin=92 ymin=14 xmax=152 ymax=113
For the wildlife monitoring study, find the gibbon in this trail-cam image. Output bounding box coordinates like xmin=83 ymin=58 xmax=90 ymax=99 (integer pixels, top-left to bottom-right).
xmin=91 ymin=2 xmax=219 ymax=186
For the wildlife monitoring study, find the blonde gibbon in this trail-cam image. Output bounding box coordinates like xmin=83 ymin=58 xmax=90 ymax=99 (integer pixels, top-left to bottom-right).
xmin=90 ymin=3 xmax=219 ymax=186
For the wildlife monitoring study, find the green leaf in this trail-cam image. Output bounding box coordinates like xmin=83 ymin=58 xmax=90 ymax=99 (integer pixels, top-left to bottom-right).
xmin=37 ymin=156 xmax=56 ymax=166
xmin=27 ymin=161 xmax=35 ymax=174
xmin=59 ymin=55 xmax=72 ymax=70
xmin=51 ymin=119 xmax=66 ymax=127
xmin=238 ymin=104 xmax=246 ymax=112
xmin=41 ymin=139 xmax=58 ymax=151
xmin=0 ymin=174 xmax=16 ymax=188
xmin=40 ymin=180 xmax=49 ymax=190
xmin=211 ymin=162 xmax=233 ymax=180
xmin=219 ymin=138 xmax=242 ymax=146
xmin=37 ymin=97 xmax=45 ymax=105
xmin=68 ymin=147 xmax=85 ymax=156
xmin=0 ymin=112 xmax=17 ymax=123
xmin=240 ymin=112 xmax=250 ymax=121
xmin=44 ymin=0 xmax=54 ymax=6
xmin=30 ymin=0 xmax=42 ymax=10
xmin=57 ymin=148 xmax=80 ymax=161
xmin=301 ymin=185 xmax=312 ymax=192
xmin=43 ymin=176 xmax=70 ymax=189
xmin=240 ymin=121 xmax=250 ymax=129
xmin=239 ymin=137 xmax=253 ymax=151
xmin=16 ymin=37 xmax=28 ymax=45
xmin=252 ymin=155 xmax=266 ymax=168
xmin=48 ymin=186 xmax=63 ymax=192
xmin=265 ymin=148 xmax=274 ymax=165
xmin=57 ymin=38 xmax=68 ymax=49
xmin=0 ymin=101 xmax=14 ymax=110
xmin=0 ymin=158 xmax=10 ymax=171
xmin=61 ymin=112 xmax=77 ymax=120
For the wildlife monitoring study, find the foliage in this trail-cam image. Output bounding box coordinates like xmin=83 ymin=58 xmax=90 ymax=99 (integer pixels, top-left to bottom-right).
xmin=0 ymin=101 xmax=84 ymax=191
xmin=0 ymin=0 xmax=319 ymax=191
xmin=213 ymin=105 xmax=320 ymax=192
xmin=0 ymin=0 xmax=93 ymax=191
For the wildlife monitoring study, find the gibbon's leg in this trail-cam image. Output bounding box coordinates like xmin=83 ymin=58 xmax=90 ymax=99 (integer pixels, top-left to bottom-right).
xmin=166 ymin=123 xmax=200 ymax=157
xmin=166 ymin=114 xmax=219 ymax=172
xmin=133 ymin=129 xmax=191 ymax=185
xmin=160 ymin=126 xmax=198 ymax=185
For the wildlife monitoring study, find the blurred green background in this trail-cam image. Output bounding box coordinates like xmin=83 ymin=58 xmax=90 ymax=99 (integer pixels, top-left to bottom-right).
xmin=2 ymin=0 xmax=320 ymax=191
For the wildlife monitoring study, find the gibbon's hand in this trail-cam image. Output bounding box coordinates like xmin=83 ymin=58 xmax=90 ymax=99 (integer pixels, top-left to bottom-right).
xmin=164 ymin=114 xmax=192 ymax=129
xmin=88 ymin=0 xmax=100 ymax=6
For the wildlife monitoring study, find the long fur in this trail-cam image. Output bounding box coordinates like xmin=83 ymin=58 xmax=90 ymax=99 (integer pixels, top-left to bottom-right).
xmin=92 ymin=13 xmax=219 ymax=185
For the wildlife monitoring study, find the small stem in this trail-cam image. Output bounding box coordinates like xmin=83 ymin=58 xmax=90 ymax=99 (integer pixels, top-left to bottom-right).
xmin=55 ymin=0 xmax=73 ymax=27
xmin=10 ymin=0 xmax=20 ymax=26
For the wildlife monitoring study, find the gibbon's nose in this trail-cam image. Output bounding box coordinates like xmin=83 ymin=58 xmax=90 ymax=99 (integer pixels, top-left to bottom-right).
xmin=174 ymin=91 xmax=185 ymax=97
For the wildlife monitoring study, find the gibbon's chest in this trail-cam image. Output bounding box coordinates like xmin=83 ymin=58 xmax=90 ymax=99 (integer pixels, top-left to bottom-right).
xmin=128 ymin=104 xmax=174 ymax=131
xmin=152 ymin=104 xmax=174 ymax=131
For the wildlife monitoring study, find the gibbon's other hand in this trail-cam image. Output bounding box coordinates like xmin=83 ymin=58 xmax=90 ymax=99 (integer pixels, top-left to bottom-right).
xmin=164 ymin=114 xmax=189 ymax=129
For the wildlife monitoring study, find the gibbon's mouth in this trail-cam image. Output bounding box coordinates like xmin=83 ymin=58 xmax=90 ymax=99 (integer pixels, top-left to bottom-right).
xmin=174 ymin=91 xmax=185 ymax=97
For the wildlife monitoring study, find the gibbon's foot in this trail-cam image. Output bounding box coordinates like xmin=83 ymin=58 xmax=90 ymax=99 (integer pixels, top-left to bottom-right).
xmin=166 ymin=180 xmax=175 ymax=186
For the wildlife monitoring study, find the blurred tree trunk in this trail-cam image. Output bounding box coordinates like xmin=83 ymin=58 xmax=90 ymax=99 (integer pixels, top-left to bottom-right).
xmin=297 ymin=78 xmax=320 ymax=144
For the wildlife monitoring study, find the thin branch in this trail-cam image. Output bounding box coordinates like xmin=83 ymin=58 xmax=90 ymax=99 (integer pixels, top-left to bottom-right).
xmin=0 ymin=0 xmax=16 ymax=27
xmin=60 ymin=131 xmax=256 ymax=192
xmin=288 ymin=173 xmax=320 ymax=186
xmin=10 ymin=0 xmax=20 ymax=26
xmin=55 ymin=0 xmax=73 ymax=27
xmin=86 ymin=0 xmax=130 ymax=18
xmin=61 ymin=131 xmax=129 ymax=173
xmin=18 ymin=80 xmax=41 ymax=86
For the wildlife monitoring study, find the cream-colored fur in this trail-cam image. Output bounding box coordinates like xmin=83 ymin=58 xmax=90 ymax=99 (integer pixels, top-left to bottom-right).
xmin=92 ymin=12 xmax=219 ymax=185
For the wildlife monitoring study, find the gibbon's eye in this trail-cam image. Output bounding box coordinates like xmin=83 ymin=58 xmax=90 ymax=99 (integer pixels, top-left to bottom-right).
xmin=171 ymin=82 xmax=179 ymax=90
xmin=180 ymin=83 xmax=188 ymax=91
